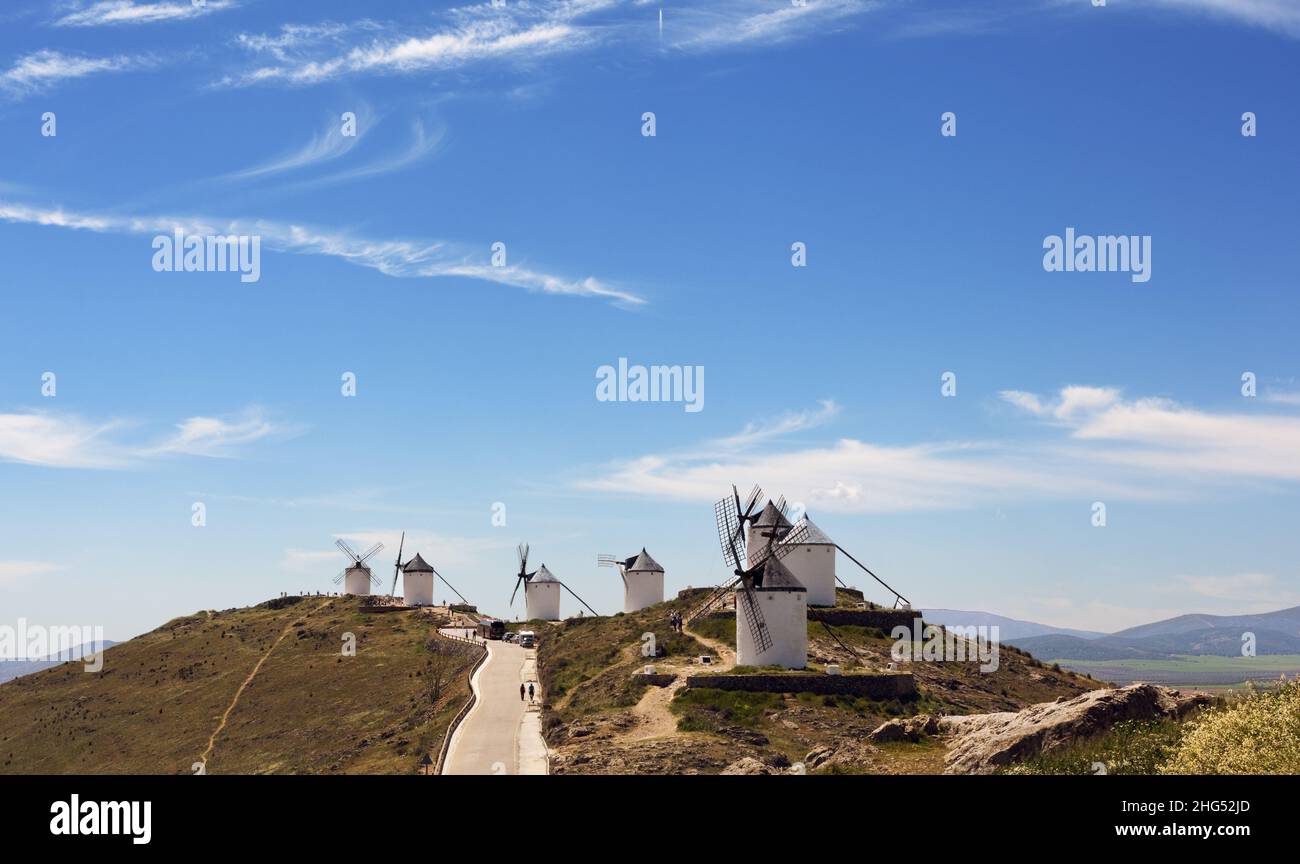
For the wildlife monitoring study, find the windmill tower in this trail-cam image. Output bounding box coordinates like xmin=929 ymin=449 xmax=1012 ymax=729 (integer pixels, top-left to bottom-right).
xmin=684 ymin=485 xmax=811 ymax=669
xmin=387 ymin=532 xmax=471 ymax=607
xmin=333 ymin=539 xmax=384 ymax=596
xmin=598 ymin=549 xmax=665 ymax=613
xmin=526 ymin=565 xmax=562 ymax=621
xmin=779 ymin=514 xmax=837 ymax=607
xmin=402 ymin=554 xmax=435 ymax=606
xmin=510 ymin=544 xmax=599 ymax=621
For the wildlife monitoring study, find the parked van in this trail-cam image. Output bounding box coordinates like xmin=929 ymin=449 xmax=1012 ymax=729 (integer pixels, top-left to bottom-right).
xmin=517 ymin=630 xmax=536 ymax=648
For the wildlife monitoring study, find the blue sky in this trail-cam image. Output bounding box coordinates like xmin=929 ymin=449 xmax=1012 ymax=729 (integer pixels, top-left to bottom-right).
xmin=1 ymin=0 xmax=1298 ymax=642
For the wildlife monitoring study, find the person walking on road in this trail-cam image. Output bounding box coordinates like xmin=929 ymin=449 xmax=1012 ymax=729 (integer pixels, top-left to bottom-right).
xmin=520 ymin=683 xmax=526 ymax=702
xmin=528 ymin=682 xmax=535 ymax=704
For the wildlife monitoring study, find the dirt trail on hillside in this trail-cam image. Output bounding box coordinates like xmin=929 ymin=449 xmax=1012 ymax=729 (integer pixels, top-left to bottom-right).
xmin=199 ymin=598 xmax=332 ymax=771
xmin=683 ymin=625 xmax=736 ymax=671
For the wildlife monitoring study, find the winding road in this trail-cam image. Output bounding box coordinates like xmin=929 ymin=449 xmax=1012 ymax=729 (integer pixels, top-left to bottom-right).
xmin=440 ymin=628 xmax=548 ymax=776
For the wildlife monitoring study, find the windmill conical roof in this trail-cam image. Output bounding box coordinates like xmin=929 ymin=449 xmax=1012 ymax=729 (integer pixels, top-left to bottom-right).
xmin=753 ymin=501 xmax=793 ymax=530
xmin=751 ymin=556 xmax=806 ymax=592
xmin=782 ymin=515 xmax=835 ymax=546
xmin=531 ymin=564 xmax=559 ymax=583
xmin=403 ymin=553 xmax=434 ymax=573
xmin=627 ymin=548 xmax=663 ymax=572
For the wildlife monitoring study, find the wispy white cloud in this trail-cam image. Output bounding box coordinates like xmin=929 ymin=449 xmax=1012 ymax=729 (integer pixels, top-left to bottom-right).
xmin=0 ymin=49 xmax=147 ymax=95
xmin=0 ymin=561 xmax=59 ymax=588
xmin=667 ymin=0 xmax=880 ymax=51
xmin=225 ymin=112 xmax=367 ymax=181
xmin=228 ymin=12 xmax=593 ymax=86
xmin=0 ymin=412 xmax=130 ymax=468
xmin=1140 ymin=0 xmax=1300 ymax=39
xmin=0 ymin=407 xmax=292 ymax=468
xmin=0 ymin=199 xmax=645 ymax=305
xmin=711 ymin=399 xmax=840 ymax=450
xmin=1003 ymin=386 xmax=1300 ymax=482
xmin=147 ymin=408 xmax=290 ymax=458
xmin=580 ymin=386 xmax=1300 ymax=512
xmin=54 ymin=0 xmax=237 ymax=27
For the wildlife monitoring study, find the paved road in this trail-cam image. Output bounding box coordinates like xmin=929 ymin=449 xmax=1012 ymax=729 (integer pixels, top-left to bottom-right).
xmin=441 ymin=629 xmax=548 ymax=776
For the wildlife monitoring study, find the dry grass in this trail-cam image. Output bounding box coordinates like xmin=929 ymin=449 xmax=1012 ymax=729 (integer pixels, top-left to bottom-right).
xmin=0 ymin=596 xmax=478 ymax=775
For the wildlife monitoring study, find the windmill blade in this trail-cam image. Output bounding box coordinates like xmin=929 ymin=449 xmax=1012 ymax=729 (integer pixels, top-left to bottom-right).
xmin=509 ymin=574 xmax=524 ymax=607
xmin=370 ymin=572 xmax=384 ymax=587
xmin=683 ymin=574 xmax=743 ymax=625
xmin=517 ymin=543 xmax=530 ymax=574
xmin=390 ymin=531 xmax=405 ymax=596
xmin=737 ymin=580 xmax=774 ymax=653
xmin=357 ymin=542 xmax=384 ymax=564
xmin=714 ymin=494 xmax=744 ymax=570
xmin=741 ymin=484 xmax=763 ymax=519
xmin=333 ymin=570 xmax=347 ymax=585
xmin=774 ymin=495 xmax=788 ymax=520
xmin=597 ymin=554 xmax=628 ymax=587
xmin=748 ymin=520 xmax=812 ymax=570
xmin=336 ymin=538 xmax=360 ymax=562
xmin=431 ymin=567 xmax=469 ymax=605
xmin=559 ymin=581 xmax=599 ymax=617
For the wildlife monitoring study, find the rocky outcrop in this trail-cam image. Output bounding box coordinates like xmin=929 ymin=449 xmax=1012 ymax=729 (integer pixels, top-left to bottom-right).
xmin=866 ymin=683 xmax=1212 ymax=774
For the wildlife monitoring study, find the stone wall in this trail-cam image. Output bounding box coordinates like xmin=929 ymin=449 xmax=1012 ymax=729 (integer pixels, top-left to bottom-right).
xmin=686 ymin=672 xmax=916 ymax=698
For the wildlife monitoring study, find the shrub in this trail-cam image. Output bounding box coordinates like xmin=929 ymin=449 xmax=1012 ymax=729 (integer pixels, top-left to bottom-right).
xmin=1162 ymin=680 xmax=1300 ymax=775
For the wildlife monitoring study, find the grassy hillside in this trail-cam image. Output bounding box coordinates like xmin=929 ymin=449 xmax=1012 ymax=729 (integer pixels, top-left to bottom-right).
xmin=538 ymin=589 xmax=1102 ymax=774
xmin=0 ymin=596 xmax=479 ymax=775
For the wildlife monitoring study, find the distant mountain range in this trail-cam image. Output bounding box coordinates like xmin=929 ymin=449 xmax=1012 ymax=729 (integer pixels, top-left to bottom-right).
xmin=1005 ymin=606 xmax=1300 ymax=660
xmin=0 ymin=642 xmax=117 ymax=685
xmin=921 ymin=609 xmax=1106 ymax=642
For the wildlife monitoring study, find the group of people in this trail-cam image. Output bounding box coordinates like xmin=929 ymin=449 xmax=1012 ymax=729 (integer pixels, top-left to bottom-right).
xmin=519 ymin=682 xmax=536 ymax=704
xmin=667 ymin=611 xmax=684 ymax=633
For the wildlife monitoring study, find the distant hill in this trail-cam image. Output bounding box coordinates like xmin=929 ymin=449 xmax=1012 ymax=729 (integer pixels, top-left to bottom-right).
xmin=1009 ymin=606 xmax=1300 ymax=661
xmin=0 ymin=596 xmax=477 ymax=774
xmin=921 ymin=609 xmax=1106 ymax=642
xmin=0 ymin=641 xmax=119 ymax=685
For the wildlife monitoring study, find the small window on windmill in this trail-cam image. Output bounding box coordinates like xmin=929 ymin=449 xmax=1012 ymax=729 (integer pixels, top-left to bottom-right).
xmin=700 ymin=655 xmax=713 ymax=665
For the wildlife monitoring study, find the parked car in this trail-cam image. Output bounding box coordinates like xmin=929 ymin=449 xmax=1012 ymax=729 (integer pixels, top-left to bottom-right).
xmin=503 ymin=632 xmax=517 ymax=643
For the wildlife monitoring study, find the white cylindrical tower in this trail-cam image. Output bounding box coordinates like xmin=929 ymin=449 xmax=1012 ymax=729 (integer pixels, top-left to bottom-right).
xmin=623 ymin=548 xmax=665 ymax=613
xmin=780 ymin=516 xmax=837 ymax=607
xmin=343 ymin=565 xmax=372 ymax=596
xmin=525 ymin=565 xmax=562 ymax=621
xmin=735 ymin=558 xmax=807 ymax=669
xmin=746 ymin=501 xmax=793 ymax=567
xmin=402 ymin=554 xmax=435 ymax=606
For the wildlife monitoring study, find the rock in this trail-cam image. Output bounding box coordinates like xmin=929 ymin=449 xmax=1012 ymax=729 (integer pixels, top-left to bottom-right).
xmin=941 ymin=683 xmax=1211 ymax=774
xmin=721 ymin=756 xmax=778 ymax=775
xmin=804 ymin=740 xmax=879 ymax=771
xmin=717 ymin=726 xmax=769 ymax=746
xmin=867 ymin=714 xmax=941 ymax=743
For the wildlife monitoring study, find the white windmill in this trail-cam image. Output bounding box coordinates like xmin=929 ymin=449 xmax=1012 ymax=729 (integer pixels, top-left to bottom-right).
xmin=598 ymin=548 xmax=665 ymax=613
xmin=778 ymin=514 xmax=838 ymax=607
xmin=684 ymin=486 xmax=811 ymax=669
xmin=509 ymin=544 xmax=598 ymax=621
xmin=333 ymin=539 xmax=384 ymax=596
xmin=388 ymin=532 xmax=472 ymax=608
